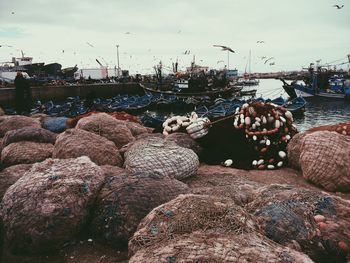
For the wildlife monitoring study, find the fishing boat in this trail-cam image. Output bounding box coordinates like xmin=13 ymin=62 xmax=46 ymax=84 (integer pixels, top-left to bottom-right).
xmin=281 ymin=61 xmax=350 ymax=100
xmin=269 ymin=96 xmax=306 ymax=115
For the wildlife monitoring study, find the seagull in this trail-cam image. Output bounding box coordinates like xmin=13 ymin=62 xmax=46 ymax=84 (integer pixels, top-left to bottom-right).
xmin=213 ymin=45 xmax=235 ymax=53
xmin=217 ymin=60 xmax=224 ymax=64
xmin=125 ymin=32 xmax=131 ymax=34
xmin=177 ymin=30 xmax=181 ymax=34
xmin=0 ymin=44 xmax=13 ymax=48
xmin=183 ymin=50 xmax=190 ymax=55
xmin=333 ymin=4 xmax=344 ymax=9
xmin=264 ymin=57 xmax=274 ymax=64
xmin=62 ymin=50 xmax=65 ymax=53
xmin=86 ymin=42 xmax=94 ymax=47
xmin=11 ymin=12 xmax=14 ymax=15
xmin=256 ymin=40 xmax=265 ymax=43
xmin=260 ymin=56 xmax=267 ymax=60
xmin=269 ymin=62 xmax=275 ymax=66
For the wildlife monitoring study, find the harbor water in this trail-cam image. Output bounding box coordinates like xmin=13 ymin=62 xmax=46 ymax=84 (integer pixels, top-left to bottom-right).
xmin=256 ymin=79 xmax=350 ymax=131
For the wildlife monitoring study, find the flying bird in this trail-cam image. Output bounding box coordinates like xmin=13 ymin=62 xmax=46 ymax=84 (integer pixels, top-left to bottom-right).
xmin=0 ymin=44 xmax=13 ymax=48
xmin=183 ymin=50 xmax=190 ymax=55
xmin=177 ymin=30 xmax=181 ymax=34
xmin=333 ymin=4 xmax=344 ymax=9
xmin=62 ymin=50 xmax=64 ymax=53
xmin=264 ymin=57 xmax=274 ymax=64
xmin=125 ymin=32 xmax=131 ymax=34
xmin=269 ymin=62 xmax=275 ymax=66
xmin=260 ymin=56 xmax=267 ymax=60
xmin=213 ymin=45 xmax=235 ymax=53
xmin=256 ymin=40 xmax=265 ymax=43
xmin=217 ymin=60 xmax=224 ymax=64
xmin=11 ymin=12 xmax=14 ymax=15
xmin=86 ymin=42 xmax=94 ymax=47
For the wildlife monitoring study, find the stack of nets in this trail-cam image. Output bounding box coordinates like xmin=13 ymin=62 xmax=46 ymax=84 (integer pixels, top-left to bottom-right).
xmin=246 ymin=184 xmax=350 ymax=262
xmin=75 ymin=113 xmax=136 ymax=148
xmin=53 ymin=128 xmax=123 ymax=166
xmin=124 ymin=137 xmax=199 ymax=180
xmin=0 ymin=127 xmax=57 ymax=167
xmin=0 ymin=115 xmax=41 ymax=137
xmin=0 ymin=157 xmax=105 ymax=254
xmin=91 ymin=172 xmax=190 ymax=247
xmin=300 ymin=131 xmax=350 ymax=192
xmin=129 ymin=194 xmax=313 ymax=262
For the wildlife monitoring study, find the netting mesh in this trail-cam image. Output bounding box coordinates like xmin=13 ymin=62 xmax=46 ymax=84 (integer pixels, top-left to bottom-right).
xmin=246 ymin=184 xmax=350 ymax=262
xmin=1 ymin=127 xmax=56 ymax=150
xmin=300 ymin=131 xmax=350 ymax=192
xmin=75 ymin=113 xmax=136 ymax=148
xmin=91 ymin=172 xmax=190 ymax=247
xmin=1 ymin=141 xmax=53 ymax=167
xmin=129 ymin=194 xmax=257 ymax=256
xmin=124 ymin=137 xmax=199 ymax=180
xmin=53 ymin=128 xmax=123 ymax=167
xmin=0 ymin=115 xmax=41 ymax=137
xmin=129 ymin=231 xmax=314 ymax=263
xmin=0 ymin=157 xmax=105 ymax=255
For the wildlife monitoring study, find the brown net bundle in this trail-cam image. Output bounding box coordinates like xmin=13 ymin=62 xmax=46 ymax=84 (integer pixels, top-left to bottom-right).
xmin=246 ymin=184 xmax=350 ymax=262
xmin=0 ymin=164 xmax=32 ymax=200
xmin=300 ymin=131 xmax=350 ymax=192
xmin=0 ymin=157 xmax=105 ymax=255
xmin=1 ymin=127 xmax=57 ymax=151
xmin=90 ymin=172 xmax=190 ymax=247
xmin=165 ymin=132 xmax=203 ymax=156
xmin=66 ymin=111 xmax=142 ymax=128
xmin=0 ymin=115 xmax=41 ymax=137
xmin=129 ymin=194 xmax=257 ymax=256
xmin=124 ymin=137 xmax=199 ymax=180
xmin=185 ymin=171 xmax=262 ymax=206
xmin=307 ymin=121 xmax=350 ymax=136
xmin=75 ymin=113 xmax=135 ymax=148
xmin=286 ymin=132 xmax=308 ymax=170
xmin=129 ymin=231 xmax=313 ymax=263
xmin=53 ymin=128 xmax=123 ymax=167
xmin=1 ymin=141 xmax=53 ymax=167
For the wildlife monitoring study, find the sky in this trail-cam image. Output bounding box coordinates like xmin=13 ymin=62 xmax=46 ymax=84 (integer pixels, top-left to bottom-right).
xmin=0 ymin=0 xmax=349 ymax=74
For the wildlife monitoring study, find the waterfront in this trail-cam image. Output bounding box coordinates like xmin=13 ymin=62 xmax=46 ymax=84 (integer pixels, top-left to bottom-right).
xmin=256 ymin=79 xmax=350 ymax=131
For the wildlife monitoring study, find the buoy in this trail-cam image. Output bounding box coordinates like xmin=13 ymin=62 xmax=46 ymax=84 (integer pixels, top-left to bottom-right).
xmin=257 ymin=159 xmax=264 ymax=165
xmin=275 ymin=120 xmax=281 ymax=129
xmin=224 ymin=159 xmax=233 ymax=167
xmin=252 ymin=160 xmax=258 ymax=166
xmin=267 ymin=165 xmax=275 ymax=169
xmin=285 ymin=111 xmax=293 ymax=120
xmin=277 ymin=161 xmax=283 ymax=167
xmin=245 ymin=116 xmax=251 ymax=125
xmin=266 ymin=139 xmax=271 ymax=146
xmin=253 ymin=135 xmax=257 ymax=141
xmin=278 ymin=151 xmax=286 ymax=159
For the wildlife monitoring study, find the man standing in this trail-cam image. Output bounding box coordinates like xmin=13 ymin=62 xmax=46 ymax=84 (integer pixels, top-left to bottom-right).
xmin=14 ymin=71 xmax=32 ymax=114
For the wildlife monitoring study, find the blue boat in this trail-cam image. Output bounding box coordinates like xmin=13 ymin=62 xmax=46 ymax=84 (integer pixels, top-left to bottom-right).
xmin=281 ymin=65 xmax=350 ymax=100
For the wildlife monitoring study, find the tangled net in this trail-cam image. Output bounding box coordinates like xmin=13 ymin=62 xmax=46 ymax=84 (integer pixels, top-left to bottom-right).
xmin=232 ymin=102 xmax=298 ymax=169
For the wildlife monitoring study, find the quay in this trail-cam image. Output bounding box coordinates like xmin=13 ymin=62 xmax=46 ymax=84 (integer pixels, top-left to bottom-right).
xmin=0 ymin=82 xmax=144 ymax=106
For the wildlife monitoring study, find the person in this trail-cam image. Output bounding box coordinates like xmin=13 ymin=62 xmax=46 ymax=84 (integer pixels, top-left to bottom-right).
xmin=14 ymin=71 xmax=32 ymax=114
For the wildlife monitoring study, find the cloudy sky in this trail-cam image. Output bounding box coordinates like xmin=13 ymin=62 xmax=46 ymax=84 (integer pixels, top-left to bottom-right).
xmin=0 ymin=0 xmax=349 ymax=74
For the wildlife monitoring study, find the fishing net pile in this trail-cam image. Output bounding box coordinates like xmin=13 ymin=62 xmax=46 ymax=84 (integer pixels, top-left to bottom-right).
xmin=124 ymin=137 xmax=199 ymax=180
xmin=246 ymin=184 xmax=350 ymax=262
xmin=185 ymin=171 xmax=262 ymax=206
xmin=91 ymin=172 xmax=190 ymax=247
xmin=0 ymin=164 xmax=32 ymax=200
xmin=0 ymin=157 xmax=105 ymax=254
xmin=161 ymin=112 xmax=200 ymax=136
xmin=75 ymin=113 xmax=136 ymax=148
xmin=164 ymin=132 xmax=203 ymax=156
xmin=40 ymin=116 xmax=69 ymax=133
xmin=129 ymin=194 xmax=313 ymax=263
xmin=299 ymin=131 xmax=350 ymax=192
xmin=286 ymin=132 xmax=307 ymax=170
xmin=1 ymin=141 xmax=54 ymax=167
xmin=0 ymin=115 xmax=41 ymax=137
xmin=1 ymin=127 xmax=56 ymax=151
xmin=307 ymin=121 xmax=350 ymax=136
xmin=231 ymin=102 xmax=298 ymax=169
xmin=53 ymin=128 xmax=123 ymax=166
xmin=66 ymin=111 xmax=142 ymax=128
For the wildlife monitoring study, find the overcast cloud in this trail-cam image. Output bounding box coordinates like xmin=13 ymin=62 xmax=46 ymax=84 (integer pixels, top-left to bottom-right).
xmin=0 ymin=0 xmax=349 ymax=74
